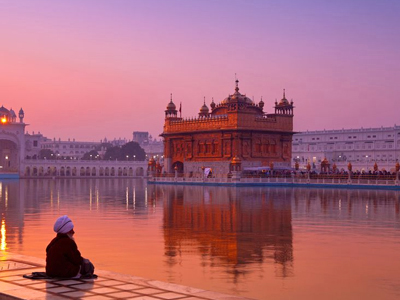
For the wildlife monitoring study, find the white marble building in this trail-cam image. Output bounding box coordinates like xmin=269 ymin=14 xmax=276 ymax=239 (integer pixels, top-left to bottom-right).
xmin=0 ymin=105 xmax=148 ymax=177
xmin=292 ymin=125 xmax=400 ymax=172
xmin=40 ymin=138 xmax=100 ymax=159
xmin=0 ymin=106 xmax=26 ymax=174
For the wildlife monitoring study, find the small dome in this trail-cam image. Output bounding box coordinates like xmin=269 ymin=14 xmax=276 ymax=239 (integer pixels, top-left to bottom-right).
xmin=210 ymin=98 xmax=216 ymax=109
xmin=259 ymin=98 xmax=264 ymax=109
xmin=200 ymin=103 xmax=209 ymax=114
xmin=9 ymin=109 xmax=16 ymax=118
xmin=278 ymin=89 xmax=290 ymax=106
xmin=166 ymin=100 xmax=176 ymax=111
xmin=165 ymin=93 xmax=176 ymax=111
xmin=19 ymin=108 xmax=24 ymax=116
xmin=279 ymin=97 xmax=289 ymax=105
xmin=0 ymin=106 xmax=10 ymax=115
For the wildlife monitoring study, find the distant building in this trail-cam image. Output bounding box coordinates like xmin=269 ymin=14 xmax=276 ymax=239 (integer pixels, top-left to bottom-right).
xmin=102 ymin=137 xmax=129 ymax=147
xmin=0 ymin=104 xmax=151 ymax=177
xmin=40 ymin=138 xmax=101 ymax=159
xmin=292 ymin=125 xmax=400 ymax=172
xmin=161 ymin=80 xmax=295 ymax=175
xmin=25 ymin=131 xmax=47 ymax=158
xmin=132 ymin=131 xmax=163 ymax=160
xmin=133 ymin=132 xmax=149 ymax=145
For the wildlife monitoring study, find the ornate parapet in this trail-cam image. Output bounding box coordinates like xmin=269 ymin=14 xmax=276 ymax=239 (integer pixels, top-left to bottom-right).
xmin=164 ymin=115 xmax=229 ymax=133
xmin=164 ymin=113 xmax=293 ymax=134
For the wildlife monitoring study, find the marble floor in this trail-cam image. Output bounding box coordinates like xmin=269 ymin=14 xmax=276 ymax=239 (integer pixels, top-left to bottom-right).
xmin=0 ymin=253 xmax=250 ymax=300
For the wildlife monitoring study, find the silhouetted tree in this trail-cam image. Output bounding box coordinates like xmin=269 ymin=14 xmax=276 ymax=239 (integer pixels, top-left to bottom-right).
xmin=104 ymin=146 xmax=121 ymax=160
xmin=82 ymin=150 xmax=100 ymax=160
xmin=120 ymin=142 xmax=146 ymax=161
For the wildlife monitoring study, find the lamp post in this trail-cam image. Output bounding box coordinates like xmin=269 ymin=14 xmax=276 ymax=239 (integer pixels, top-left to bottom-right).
xmin=126 ymin=155 xmax=129 ymax=161
xmin=133 ymin=155 xmax=136 ymax=161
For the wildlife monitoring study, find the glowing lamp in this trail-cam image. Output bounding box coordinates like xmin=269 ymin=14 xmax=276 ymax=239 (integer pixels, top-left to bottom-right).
xmin=1 ymin=118 xmax=7 ymax=124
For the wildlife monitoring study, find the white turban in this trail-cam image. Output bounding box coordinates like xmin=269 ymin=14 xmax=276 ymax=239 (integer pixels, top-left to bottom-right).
xmin=53 ymin=215 xmax=74 ymax=234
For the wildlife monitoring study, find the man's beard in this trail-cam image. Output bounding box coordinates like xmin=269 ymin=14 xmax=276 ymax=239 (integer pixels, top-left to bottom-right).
xmin=67 ymin=233 xmax=75 ymax=241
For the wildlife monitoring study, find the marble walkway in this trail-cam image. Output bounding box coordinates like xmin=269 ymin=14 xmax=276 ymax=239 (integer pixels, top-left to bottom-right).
xmin=0 ymin=253 xmax=251 ymax=300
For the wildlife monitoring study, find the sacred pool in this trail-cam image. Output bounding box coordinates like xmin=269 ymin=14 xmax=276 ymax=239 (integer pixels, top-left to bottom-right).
xmin=1 ymin=178 xmax=399 ymax=300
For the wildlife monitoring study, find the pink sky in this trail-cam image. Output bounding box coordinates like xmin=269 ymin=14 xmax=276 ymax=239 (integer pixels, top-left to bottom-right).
xmin=0 ymin=0 xmax=399 ymax=141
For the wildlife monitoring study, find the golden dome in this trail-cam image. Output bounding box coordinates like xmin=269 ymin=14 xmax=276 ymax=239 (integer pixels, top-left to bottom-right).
xmin=221 ymin=80 xmax=253 ymax=105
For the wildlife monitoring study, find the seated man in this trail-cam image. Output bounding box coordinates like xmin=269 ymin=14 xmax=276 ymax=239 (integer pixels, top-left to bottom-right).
xmin=46 ymin=215 xmax=94 ymax=278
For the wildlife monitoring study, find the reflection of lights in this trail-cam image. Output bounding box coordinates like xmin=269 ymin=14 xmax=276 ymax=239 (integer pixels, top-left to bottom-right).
xmin=89 ymin=187 xmax=93 ymax=210
xmin=366 ymin=203 xmax=369 ymax=214
xmin=145 ymin=187 xmax=147 ymax=207
xmin=96 ymin=187 xmax=99 ymax=208
xmin=126 ymin=187 xmax=129 ymax=210
xmin=5 ymin=186 xmax=8 ymax=208
xmin=133 ymin=187 xmax=136 ymax=209
xmin=1 ymin=219 xmax=6 ymax=251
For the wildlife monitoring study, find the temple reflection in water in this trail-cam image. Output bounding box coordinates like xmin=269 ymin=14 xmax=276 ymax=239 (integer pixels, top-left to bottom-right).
xmin=148 ymin=185 xmax=294 ymax=278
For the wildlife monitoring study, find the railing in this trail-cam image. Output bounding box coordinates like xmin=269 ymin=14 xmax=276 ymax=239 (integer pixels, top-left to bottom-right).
xmin=310 ymin=174 xmax=348 ymax=180
xmin=148 ymin=172 xmax=400 ymax=187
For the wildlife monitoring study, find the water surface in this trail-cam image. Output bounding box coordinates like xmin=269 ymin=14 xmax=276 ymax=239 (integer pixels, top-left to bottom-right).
xmin=1 ymin=179 xmax=400 ymax=299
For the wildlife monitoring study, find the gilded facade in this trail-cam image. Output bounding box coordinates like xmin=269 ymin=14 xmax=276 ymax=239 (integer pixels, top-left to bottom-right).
xmin=161 ymin=80 xmax=295 ymax=175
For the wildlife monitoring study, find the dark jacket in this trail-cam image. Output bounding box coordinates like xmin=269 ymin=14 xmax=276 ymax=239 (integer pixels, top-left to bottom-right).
xmin=46 ymin=234 xmax=83 ymax=277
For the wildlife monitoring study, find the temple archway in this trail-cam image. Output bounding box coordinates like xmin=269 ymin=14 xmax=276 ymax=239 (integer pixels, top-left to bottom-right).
xmin=0 ymin=139 xmax=18 ymax=173
xmin=136 ymin=167 xmax=144 ymax=176
xmin=172 ymin=161 xmax=184 ymax=173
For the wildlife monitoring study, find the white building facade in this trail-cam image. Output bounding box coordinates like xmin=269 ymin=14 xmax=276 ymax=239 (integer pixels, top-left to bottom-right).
xmin=0 ymin=106 xmax=26 ymax=174
xmin=292 ymin=125 xmax=400 ymax=172
xmin=40 ymin=138 xmax=100 ymax=159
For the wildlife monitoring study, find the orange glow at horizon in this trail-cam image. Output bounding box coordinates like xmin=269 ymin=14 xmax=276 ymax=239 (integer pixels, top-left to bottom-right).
xmin=1 ymin=219 xmax=6 ymax=251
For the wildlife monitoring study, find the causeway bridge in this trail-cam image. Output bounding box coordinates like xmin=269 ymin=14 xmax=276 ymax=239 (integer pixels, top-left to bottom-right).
xmin=20 ymin=159 xmax=148 ymax=178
